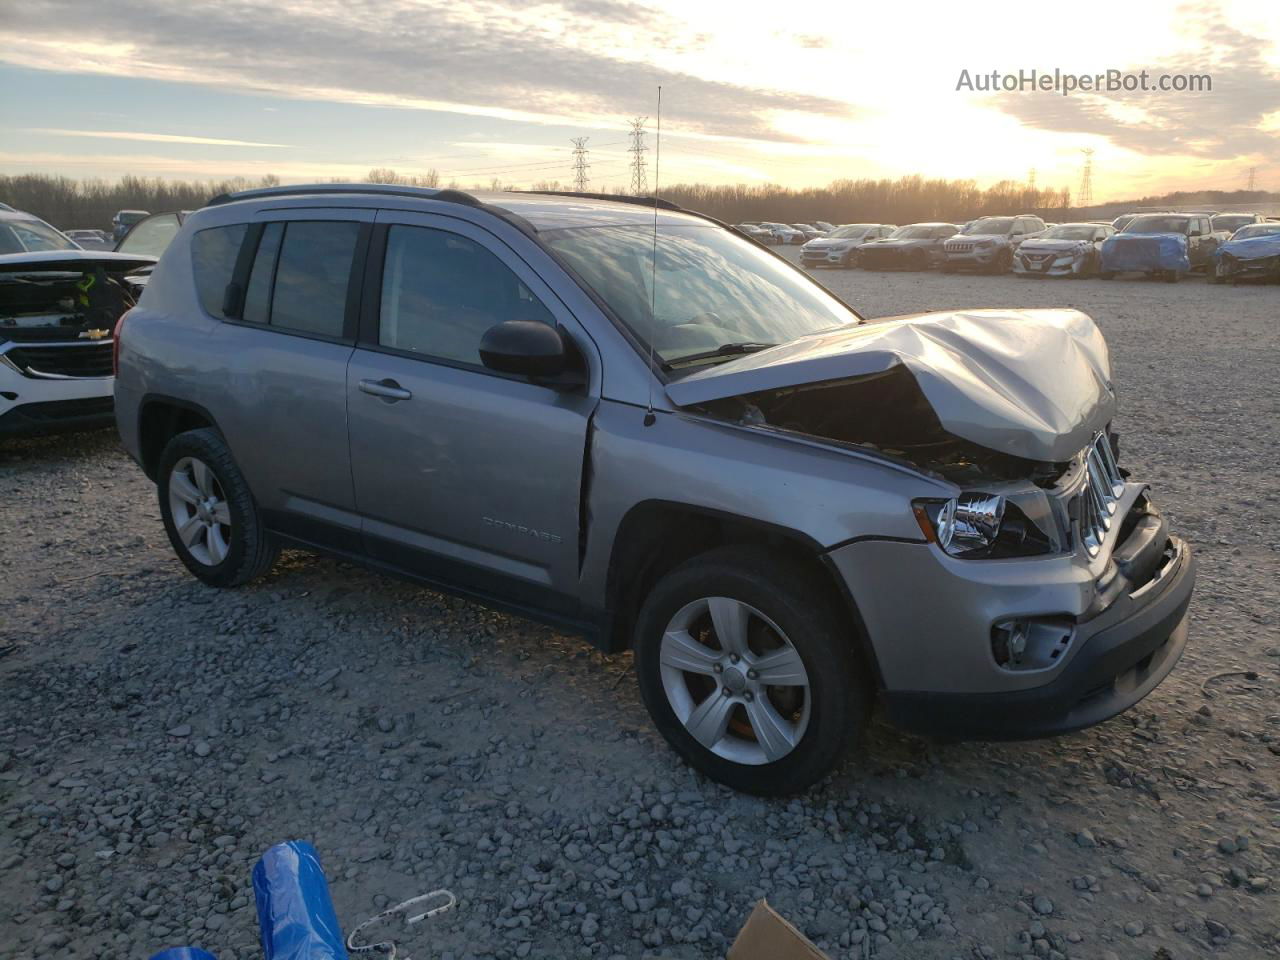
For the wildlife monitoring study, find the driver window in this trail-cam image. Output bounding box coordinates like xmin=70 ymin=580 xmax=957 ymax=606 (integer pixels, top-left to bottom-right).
xmin=379 ymin=225 xmax=555 ymax=365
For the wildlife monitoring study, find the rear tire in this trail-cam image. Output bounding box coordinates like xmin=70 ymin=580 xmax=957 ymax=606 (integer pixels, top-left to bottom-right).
xmin=157 ymin=428 xmax=278 ymax=588
xmin=633 ymin=547 xmax=868 ymax=795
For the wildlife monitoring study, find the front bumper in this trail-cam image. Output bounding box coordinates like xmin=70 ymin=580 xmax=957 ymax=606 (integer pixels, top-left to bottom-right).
xmin=827 ymin=483 xmax=1196 ymax=740
xmin=802 ymin=248 xmax=836 ymax=264
xmin=943 ymin=247 xmax=1002 ymax=268
xmin=882 ymin=538 xmax=1193 ymax=739
xmin=0 ymin=352 xmax=115 ymax=436
xmin=1014 ymin=251 xmax=1084 ymax=276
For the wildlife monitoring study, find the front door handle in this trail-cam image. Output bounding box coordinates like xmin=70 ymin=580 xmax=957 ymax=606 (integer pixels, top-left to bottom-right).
xmin=359 ymin=378 xmax=412 ymax=402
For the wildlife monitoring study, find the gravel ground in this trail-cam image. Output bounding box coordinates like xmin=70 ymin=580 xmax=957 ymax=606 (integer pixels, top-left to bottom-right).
xmin=2 ymin=260 xmax=1278 ymax=960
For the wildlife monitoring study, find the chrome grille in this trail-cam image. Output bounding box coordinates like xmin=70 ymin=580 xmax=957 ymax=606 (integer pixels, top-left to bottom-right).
xmin=1077 ymin=432 xmax=1125 ymax=556
xmin=2 ymin=341 xmax=114 ymax=379
xmin=947 ymin=242 xmax=974 ymax=253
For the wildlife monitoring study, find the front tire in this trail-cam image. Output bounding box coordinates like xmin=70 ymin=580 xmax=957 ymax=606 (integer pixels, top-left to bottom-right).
xmin=158 ymin=428 xmax=278 ymax=587
xmin=633 ymin=547 xmax=868 ymax=795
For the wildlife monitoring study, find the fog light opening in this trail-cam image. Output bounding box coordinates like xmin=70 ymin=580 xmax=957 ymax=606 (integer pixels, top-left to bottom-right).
xmin=991 ymin=617 xmax=1075 ymax=672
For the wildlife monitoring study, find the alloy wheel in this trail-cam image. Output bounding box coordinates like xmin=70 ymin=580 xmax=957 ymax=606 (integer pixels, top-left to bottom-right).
xmin=168 ymin=456 xmax=232 ymax=566
xmin=659 ymin=596 xmax=811 ymax=766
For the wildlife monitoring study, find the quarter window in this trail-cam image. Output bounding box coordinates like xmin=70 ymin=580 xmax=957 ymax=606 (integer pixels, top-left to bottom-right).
xmin=378 ymin=225 xmax=555 ymax=365
xmin=190 ymin=223 xmax=247 ymax=319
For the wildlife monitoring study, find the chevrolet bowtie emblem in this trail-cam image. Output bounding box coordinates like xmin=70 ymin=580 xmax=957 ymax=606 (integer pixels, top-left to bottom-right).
xmin=79 ymin=328 xmax=110 ymax=340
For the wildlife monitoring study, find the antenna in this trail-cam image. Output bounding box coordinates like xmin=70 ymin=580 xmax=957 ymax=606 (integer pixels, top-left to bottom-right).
xmin=570 ymin=137 xmax=591 ymax=191
xmin=1246 ymin=166 xmax=1257 ymax=191
xmin=1028 ymin=167 xmax=1037 ymax=190
xmin=643 ymin=88 xmax=662 ymax=428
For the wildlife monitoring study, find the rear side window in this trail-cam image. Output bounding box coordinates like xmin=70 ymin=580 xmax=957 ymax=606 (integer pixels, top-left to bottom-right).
xmin=191 ymin=223 xmax=247 ymax=319
xmin=240 ymin=221 xmax=359 ymax=337
xmin=378 ymin=224 xmax=555 ymax=365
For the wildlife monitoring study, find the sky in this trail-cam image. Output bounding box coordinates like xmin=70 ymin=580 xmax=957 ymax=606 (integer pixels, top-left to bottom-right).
xmin=1 ymin=0 xmax=1278 ymax=201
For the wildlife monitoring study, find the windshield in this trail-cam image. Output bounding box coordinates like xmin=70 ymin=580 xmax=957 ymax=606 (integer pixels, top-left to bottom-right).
xmin=828 ymin=225 xmax=870 ymax=239
xmin=1123 ymin=216 xmax=1190 ymax=234
xmin=1043 ymin=225 xmax=1097 ymax=240
xmin=116 ymin=214 xmax=182 ymax=257
xmin=963 ymin=217 xmax=1014 ymax=235
xmin=890 ymin=225 xmax=941 ymax=239
xmin=543 ymin=223 xmax=859 ymax=368
xmin=116 ymin=211 xmax=147 ymax=225
xmin=0 ymin=219 xmax=79 ymax=253
xmin=1233 ymin=224 xmax=1280 ymax=239
xmin=1212 ymin=215 xmax=1254 ymax=231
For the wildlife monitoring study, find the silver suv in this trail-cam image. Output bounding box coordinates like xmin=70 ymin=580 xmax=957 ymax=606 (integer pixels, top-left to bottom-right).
xmin=114 ymin=185 xmax=1196 ymax=795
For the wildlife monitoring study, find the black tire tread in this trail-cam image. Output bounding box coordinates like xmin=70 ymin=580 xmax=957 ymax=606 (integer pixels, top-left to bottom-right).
xmin=157 ymin=428 xmax=278 ymax=588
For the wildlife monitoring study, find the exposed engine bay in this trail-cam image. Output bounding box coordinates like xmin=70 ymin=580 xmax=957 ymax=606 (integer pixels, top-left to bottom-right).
xmin=696 ymin=365 xmax=1069 ymax=485
xmin=0 ymin=265 xmax=137 ymax=344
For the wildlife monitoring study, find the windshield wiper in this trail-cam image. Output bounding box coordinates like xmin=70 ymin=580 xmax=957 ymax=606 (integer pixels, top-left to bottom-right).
xmin=660 ymin=341 xmax=777 ymax=370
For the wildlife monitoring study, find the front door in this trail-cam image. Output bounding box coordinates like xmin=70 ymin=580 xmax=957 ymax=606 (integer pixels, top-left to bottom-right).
xmin=346 ymin=213 xmax=598 ymax=613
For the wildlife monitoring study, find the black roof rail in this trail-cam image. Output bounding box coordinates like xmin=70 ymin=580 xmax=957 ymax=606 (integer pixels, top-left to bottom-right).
xmin=516 ymin=190 xmax=684 ymax=212
xmin=205 ymin=183 xmax=482 ymax=208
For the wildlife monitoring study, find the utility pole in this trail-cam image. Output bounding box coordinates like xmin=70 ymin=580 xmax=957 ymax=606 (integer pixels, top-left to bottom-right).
xmin=628 ymin=117 xmax=649 ymax=194
xmin=1078 ymin=149 xmax=1094 ymax=208
xmin=1247 ymin=166 xmax=1257 ymax=191
xmin=570 ymin=137 xmax=590 ymax=192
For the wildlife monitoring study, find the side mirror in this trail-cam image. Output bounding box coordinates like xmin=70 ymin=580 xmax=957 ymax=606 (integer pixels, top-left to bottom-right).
xmin=480 ymin=320 xmax=573 ymax=380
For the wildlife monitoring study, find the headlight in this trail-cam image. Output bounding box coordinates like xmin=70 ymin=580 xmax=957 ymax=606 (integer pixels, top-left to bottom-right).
xmin=913 ymin=494 xmax=1050 ymax=558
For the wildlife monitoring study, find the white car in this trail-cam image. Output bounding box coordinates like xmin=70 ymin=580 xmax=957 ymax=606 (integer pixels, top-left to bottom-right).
xmin=800 ymin=224 xmax=896 ymax=268
xmin=759 ymin=222 xmax=806 ymax=245
xmin=1 ymin=249 xmax=155 ymax=436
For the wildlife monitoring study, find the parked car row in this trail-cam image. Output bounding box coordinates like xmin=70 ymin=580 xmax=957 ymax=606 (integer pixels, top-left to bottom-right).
xmin=788 ymin=210 xmax=1280 ymax=283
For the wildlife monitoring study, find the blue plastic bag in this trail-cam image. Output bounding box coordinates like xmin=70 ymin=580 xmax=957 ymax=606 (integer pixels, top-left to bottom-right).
xmin=252 ymin=841 xmax=349 ymax=960
xmin=149 ymin=950 xmax=219 ymax=960
xmin=1216 ymin=232 xmax=1280 ymax=261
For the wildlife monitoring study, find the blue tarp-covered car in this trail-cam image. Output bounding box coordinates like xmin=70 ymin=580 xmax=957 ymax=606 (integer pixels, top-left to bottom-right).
xmin=1211 ymin=223 xmax=1280 ymax=283
xmin=1099 ymin=213 xmax=1217 ymax=283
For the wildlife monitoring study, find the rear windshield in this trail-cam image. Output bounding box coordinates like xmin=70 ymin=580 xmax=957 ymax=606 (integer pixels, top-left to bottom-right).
xmin=543 ymin=223 xmax=859 ymax=368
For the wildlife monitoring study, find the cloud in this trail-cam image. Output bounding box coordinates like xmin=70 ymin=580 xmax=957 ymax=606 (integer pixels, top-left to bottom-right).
xmin=0 ymin=0 xmax=852 ymax=143
xmin=984 ymin=6 xmax=1280 ymax=158
xmin=23 ymin=129 xmax=291 ymax=147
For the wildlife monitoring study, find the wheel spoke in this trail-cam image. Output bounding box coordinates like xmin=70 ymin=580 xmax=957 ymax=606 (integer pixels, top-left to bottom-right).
xmin=210 ymin=500 xmax=231 ymax=525
xmin=177 ymin=514 xmax=204 ymax=547
xmin=745 ymin=696 xmax=797 ymax=762
xmin=751 ymin=646 xmax=807 ymax=686
xmin=685 ymin=691 xmax=735 ymax=750
xmin=206 ymin=524 xmax=229 ymax=564
xmin=169 ymin=473 xmax=201 ymax=506
xmin=660 ymin=630 xmax=720 ymax=676
xmin=192 ymin=460 xmax=213 ymax=497
xmin=707 ymin=597 xmax=750 ymax=656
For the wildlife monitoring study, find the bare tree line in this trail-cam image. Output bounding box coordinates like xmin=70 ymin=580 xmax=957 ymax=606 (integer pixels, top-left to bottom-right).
xmin=4 ymin=169 xmax=1276 ymax=232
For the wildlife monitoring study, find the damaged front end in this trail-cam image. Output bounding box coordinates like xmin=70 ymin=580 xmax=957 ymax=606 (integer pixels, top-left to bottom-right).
xmin=668 ymin=308 xmax=1126 ymax=560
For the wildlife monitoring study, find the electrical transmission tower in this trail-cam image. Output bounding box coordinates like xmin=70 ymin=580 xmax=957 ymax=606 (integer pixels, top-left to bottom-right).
xmin=1028 ymin=167 xmax=1037 ymax=190
xmin=628 ymin=117 xmax=649 ymax=194
xmin=1247 ymin=166 xmax=1257 ymax=191
xmin=570 ymin=137 xmax=590 ymax=191
xmin=1078 ymin=149 xmax=1095 ymax=208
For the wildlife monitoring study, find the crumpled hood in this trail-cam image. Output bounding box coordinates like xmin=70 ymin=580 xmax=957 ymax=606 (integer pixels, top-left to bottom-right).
xmin=666 ymin=308 xmax=1116 ymax=463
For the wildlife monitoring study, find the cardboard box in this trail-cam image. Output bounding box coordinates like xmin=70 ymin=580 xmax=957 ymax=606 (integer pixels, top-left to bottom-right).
xmin=727 ymin=900 xmax=832 ymax=960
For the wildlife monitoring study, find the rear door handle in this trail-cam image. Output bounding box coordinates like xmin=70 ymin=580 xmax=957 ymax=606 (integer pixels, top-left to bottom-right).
xmin=359 ymin=378 xmax=412 ymax=402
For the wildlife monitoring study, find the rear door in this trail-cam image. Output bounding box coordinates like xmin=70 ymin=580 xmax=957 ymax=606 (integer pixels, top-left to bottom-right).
xmin=346 ymin=211 xmax=598 ymax=612
xmin=205 ymin=208 xmax=371 ymax=549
